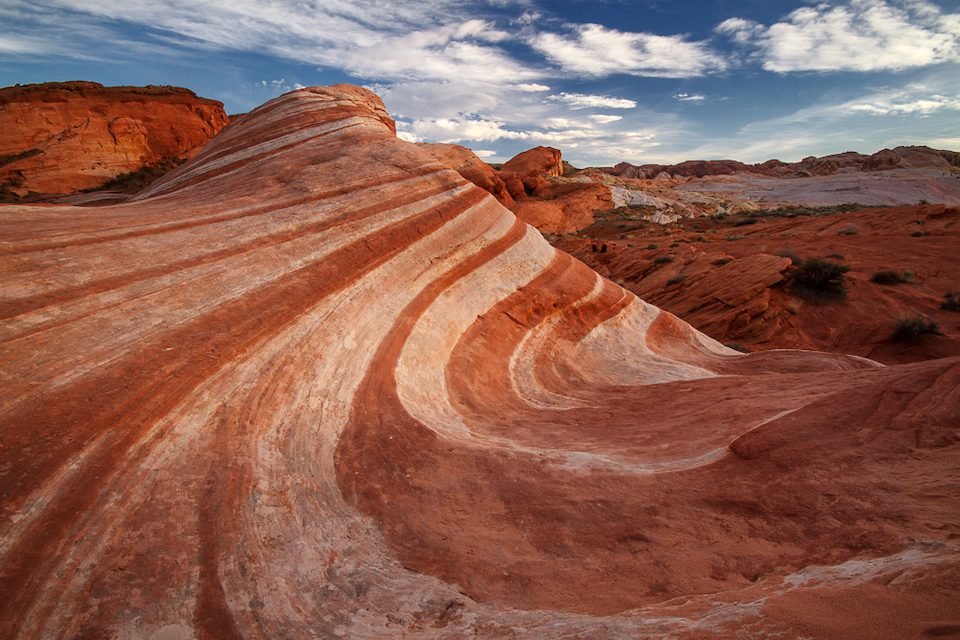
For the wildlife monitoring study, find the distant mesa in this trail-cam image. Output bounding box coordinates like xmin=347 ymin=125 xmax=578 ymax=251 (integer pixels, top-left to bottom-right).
xmin=607 ymin=146 xmax=960 ymax=179
xmin=0 ymin=81 xmax=229 ymax=199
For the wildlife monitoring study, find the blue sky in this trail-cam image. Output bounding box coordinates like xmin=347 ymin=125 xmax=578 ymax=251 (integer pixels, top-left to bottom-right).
xmin=2 ymin=0 xmax=959 ymax=165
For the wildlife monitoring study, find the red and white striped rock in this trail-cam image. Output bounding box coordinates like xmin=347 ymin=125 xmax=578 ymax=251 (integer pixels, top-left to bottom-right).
xmin=1 ymin=85 xmax=958 ymax=639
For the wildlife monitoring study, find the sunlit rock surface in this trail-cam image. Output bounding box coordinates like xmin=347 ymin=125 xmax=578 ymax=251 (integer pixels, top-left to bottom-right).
xmin=1 ymin=85 xmax=958 ymax=639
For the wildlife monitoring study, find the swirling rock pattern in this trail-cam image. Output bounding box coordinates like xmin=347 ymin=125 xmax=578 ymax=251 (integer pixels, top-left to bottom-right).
xmin=1 ymin=85 xmax=958 ymax=639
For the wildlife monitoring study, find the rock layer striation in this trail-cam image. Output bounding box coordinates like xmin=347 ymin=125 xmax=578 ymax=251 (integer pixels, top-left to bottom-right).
xmin=0 ymin=85 xmax=958 ymax=639
xmin=0 ymin=81 xmax=229 ymax=196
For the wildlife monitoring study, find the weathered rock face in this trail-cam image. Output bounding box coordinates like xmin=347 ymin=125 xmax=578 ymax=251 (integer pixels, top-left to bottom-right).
xmin=0 ymin=81 xmax=229 ymax=196
xmin=1 ymin=85 xmax=958 ymax=640
xmin=499 ymin=145 xmax=562 ymax=183
xmin=512 ymin=182 xmax=613 ymax=233
xmin=608 ymin=146 xmax=960 ymax=181
xmin=417 ymin=142 xmax=515 ymax=207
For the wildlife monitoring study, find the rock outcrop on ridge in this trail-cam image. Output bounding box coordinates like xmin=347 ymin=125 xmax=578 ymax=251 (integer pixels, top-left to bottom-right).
xmin=417 ymin=142 xmax=515 ymax=207
xmin=1 ymin=85 xmax=958 ymax=639
xmin=608 ymin=146 xmax=960 ymax=179
xmin=0 ymin=81 xmax=229 ymax=197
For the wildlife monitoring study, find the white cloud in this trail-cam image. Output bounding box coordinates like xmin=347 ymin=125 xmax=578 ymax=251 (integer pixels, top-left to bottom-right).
xmin=675 ymin=76 xmax=960 ymax=162
xmin=719 ymin=0 xmax=960 ymax=72
xmin=530 ymin=22 xmax=726 ymax=77
xmin=827 ymin=87 xmax=960 ymax=116
xmin=405 ymin=116 xmax=532 ymax=143
xmin=471 ymin=149 xmax=497 ymax=157
xmin=512 ymin=10 xmax=542 ymax=26
xmin=548 ymin=92 xmax=637 ymax=109
xmin=674 ymin=92 xmax=706 ymax=102
xmin=589 ymin=114 xmax=622 ymax=123
xmin=514 ymin=83 xmax=551 ymax=92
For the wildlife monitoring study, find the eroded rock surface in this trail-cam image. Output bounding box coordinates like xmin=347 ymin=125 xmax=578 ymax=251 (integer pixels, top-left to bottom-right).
xmin=1 ymin=85 xmax=958 ymax=639
xmin=0 ymin=81 xmax=229 ymax=196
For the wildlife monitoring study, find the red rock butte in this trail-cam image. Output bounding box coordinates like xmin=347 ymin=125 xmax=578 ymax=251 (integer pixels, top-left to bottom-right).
xmin=1 ymin=85 xmax=958 ymax=639
xmin=0 ymin=81 xmax=229 ymax=196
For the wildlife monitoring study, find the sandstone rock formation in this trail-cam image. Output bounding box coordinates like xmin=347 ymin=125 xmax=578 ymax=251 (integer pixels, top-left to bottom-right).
xmin=499 ymin=145 xmax=563 ymax=183
xmin=608 ymin=145 xmax=960 ymax=180
xmin=1 ymin=85 xmax=958 ymax=639
xmin=417 ymin=143 xmax=514 ymax=207
xmin=0 ymin=81 xmax=229 ymax=197
xmin=557 ymin=203 xmax=960 ymax=364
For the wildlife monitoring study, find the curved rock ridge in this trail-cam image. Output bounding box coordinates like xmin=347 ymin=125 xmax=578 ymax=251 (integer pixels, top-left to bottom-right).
xmin=1 ymin=85 xmax=958 ymax=639
xmin=0 ymin=81 xmax=229 ymax=197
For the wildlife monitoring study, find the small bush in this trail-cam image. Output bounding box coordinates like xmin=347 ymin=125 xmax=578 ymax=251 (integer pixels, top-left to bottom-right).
xmin=793 ymin=257 xmax=850 ymax=291
xmin=654 ymin=255 xmax=674 ymax=264
xmin=892 ymin=316 xmax=940 ymax=342
xmin=646 ymin=243 xmax=658 ymax=250
xmin=871 ymin=270 xmax=912 ymax=285
xmin=734 ymin=218 xmax=759 ymax=227
xmin=911 ymin=230 xmax=925 ymax=237
xmin=713 ymin=257 xmax=733 ymax=266
xmin=666 ymin=274 xmax=687 ymax=286
xmin=942 ymin=292 xmax=960 ymax=311
xmin=777 ymin=249 xmax=803 ymax=266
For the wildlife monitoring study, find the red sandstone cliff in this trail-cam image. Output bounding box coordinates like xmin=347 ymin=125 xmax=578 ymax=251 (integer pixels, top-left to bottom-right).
xmin=0 ymin=81 xmax=229 ymax=196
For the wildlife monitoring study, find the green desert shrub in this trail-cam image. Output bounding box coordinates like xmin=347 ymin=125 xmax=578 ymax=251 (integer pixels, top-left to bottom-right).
xmin=871 ymin=270 xmax=914 ymax=285
xmin=777 ymin=249 xmax=803 ymax=265
xmin=653 ymin=255 xmax=675 ymax=264
xmin=892 ymin=316 xmax=940 ymax=342
xmin=793 ymin=257 xmax=850 ymax=291
xmin=942 ymin=292 xmax=960 ymax=311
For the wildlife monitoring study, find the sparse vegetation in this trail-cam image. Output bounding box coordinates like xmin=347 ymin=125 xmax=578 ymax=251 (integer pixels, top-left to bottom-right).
xmin=82 ymin=157 xmax=186 ymax=194
xmin=713 ymin=257 xmax=733 ymax=266
xmin=777 ymin=249 xmax=803 ymax=266
xmin=942 ymin=292 xmax=960 ymax=311
xmin=892 ymin=316 xmax=940 ymax=342
xmin=646 ymin=243 xmax=658 ymax=250
xmin=733 ymin=217 xmax=758 ymax=227
xmin=666 ymin=274 xmax=686 ymax=286
xmin=911 ymin=230 xmax=925 ymax=237
xmin=750 ymin=203 xmax=867 ymax=219
xmin=791 ymin=257 xmax=850 ymax=301
xmin=653 ymin=255 xmax=675 ymax=264
xmin=871 ymin=270 xmax=914 ymax=285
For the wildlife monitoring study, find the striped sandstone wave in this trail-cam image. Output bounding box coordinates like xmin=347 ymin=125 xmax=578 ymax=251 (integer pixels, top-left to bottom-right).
xmin=1 ymin=85 xmax=958 ymax=639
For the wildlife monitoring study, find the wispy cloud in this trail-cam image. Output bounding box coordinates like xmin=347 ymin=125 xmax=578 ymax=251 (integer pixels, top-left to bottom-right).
xmin=674 ymin=92 xmax=706 ymax=102
xmin=548 ymin=92 xmax=637 ymax=109
xmin=530 ymin=23 xmax=726 ymax=77
xmin=718 ymin=0 xmax=960 ymax=72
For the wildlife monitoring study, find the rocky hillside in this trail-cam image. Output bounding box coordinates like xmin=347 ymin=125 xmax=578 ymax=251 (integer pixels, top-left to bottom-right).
xmin=1 ymin=85 xmax=958 ymax=639
xmin=607 ymin=145 xmax=960 ymax=179
xmin=0 ymin=81 xmax=229 ymax=197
